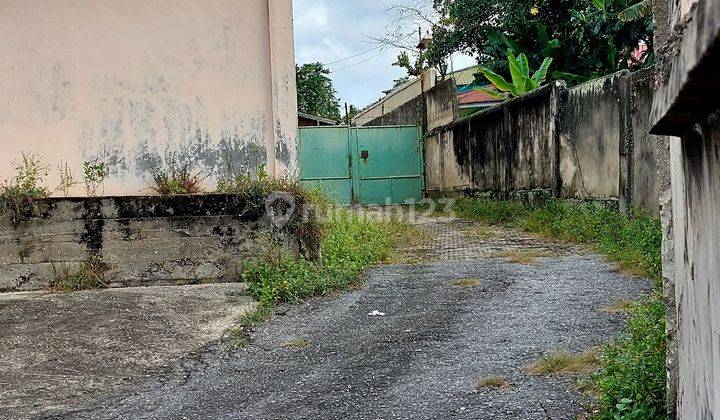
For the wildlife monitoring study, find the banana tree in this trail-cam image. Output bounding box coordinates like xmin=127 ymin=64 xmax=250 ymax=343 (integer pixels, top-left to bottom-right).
xmin=618 ymin=0 xmax=652 ymax=22
xmin=478 ymin=50 xmax=553 ymax=99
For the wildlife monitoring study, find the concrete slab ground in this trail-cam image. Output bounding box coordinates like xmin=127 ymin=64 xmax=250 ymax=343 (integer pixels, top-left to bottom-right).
xmin=0 ymin=283 xmax=256 ymax=419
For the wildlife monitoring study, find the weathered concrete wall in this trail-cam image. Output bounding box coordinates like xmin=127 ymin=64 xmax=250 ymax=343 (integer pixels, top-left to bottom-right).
xmin=354 ymin=68 xmax=437 ymax=127
xmin=560 ymin=72 xmax=625 ymax=202
xmin=425 ymin=84 xmax=559 ymax=197
xmin=0 ymin=195 xmax=305 ymax=292
xmin=668 ymin=119 xmax=720 ymax=418
xmin=364 ymin=96 xmax=423 ymax=127
xmin=426 ymin=79 xmax=459 ymax=131
xmin=630 ymin=70 xmax=664 ymax=214
xmin=426 ymin=70 xmax=663 ymax=214
xmin=0 ymin=0 xmax=298 ymax=195
xmin=651 ymin=0 xmax=720 ymax=416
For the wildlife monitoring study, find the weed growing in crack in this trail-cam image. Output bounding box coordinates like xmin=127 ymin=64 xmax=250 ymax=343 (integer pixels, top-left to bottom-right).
xmin=475 ymin=376 xmax=511 ymax=390
xmin=50 ymin=260 xmax=109 ymax=292
xmin=527 ymin=349 xmax=601 ymax=375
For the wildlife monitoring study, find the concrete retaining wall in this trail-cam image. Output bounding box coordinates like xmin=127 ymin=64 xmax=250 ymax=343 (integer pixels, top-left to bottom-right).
xmin=0 ymin=195 xmax=303 ymax=292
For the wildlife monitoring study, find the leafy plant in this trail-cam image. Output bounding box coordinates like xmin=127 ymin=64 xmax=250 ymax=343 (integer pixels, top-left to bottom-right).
xmin=0 ymin=153 xmax=51 ymax=223
xmin=618 ymin=0 xmax=652 ymax=22
xmin=431 ymin=0 xmax=654 ymax=84
xmin=479 ymin=50 xmax=553 ymax=98
xmin=82 ymin=159 xmax=107 ymax=197
xmin=150 ymin=164 xmax=205 ymax=195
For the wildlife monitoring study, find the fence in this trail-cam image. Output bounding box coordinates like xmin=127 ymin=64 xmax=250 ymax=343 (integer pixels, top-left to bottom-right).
xmin=424 ymin=68 xmax=663 ymax=215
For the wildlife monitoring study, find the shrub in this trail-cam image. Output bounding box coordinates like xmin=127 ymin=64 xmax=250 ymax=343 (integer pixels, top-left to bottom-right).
xmin=0 ymin=153 xmax=51 ymax=223
xmin=150 ymin=164 xmax=205 ymax=195
xmin=82 ymin=159 xmax=107 ymax=197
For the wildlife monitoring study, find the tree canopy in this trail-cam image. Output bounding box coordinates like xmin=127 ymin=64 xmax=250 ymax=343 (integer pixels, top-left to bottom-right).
xmin=296 ymin=63 xmax=342 ymax=121
xmin=426 ymin=0 xmax=653 ymax=83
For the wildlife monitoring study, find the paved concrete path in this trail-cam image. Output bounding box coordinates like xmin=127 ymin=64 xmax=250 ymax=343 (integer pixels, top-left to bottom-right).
xmin=65 ymin=216 xmax=653 ymax=420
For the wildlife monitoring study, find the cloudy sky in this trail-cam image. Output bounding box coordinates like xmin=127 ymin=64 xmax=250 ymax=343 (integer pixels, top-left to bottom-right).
xmin=292 ymin=0 xmax=476 ymax=110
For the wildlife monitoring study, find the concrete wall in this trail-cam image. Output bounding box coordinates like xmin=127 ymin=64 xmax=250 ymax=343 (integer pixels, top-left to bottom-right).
xmin=425 ymin=70 xmax=663 ymax=214
xmin=0 ymin=0 xmax=298 ymax=196
xmin=364 ymin=96 xmax=423 ymax=127
xmin=425 ymin=84 xmax=559 ymax=197
xmin=651 ymin=0 xmax=720 ymax=416
xmin=560 ymin=72 xmax=625 ymax=202
xmin=354 ymin=68 xmax=437 ymax=127
xmin=0 ymin=195 xmax=305 ymax=292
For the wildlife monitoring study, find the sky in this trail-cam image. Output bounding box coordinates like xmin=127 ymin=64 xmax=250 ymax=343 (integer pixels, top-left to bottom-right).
xmin=292 ymin=0 xmax=476 ymax=110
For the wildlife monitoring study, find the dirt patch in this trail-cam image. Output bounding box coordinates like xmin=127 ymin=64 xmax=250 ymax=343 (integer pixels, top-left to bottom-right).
xmin=0 ymin=283 xmax=255 ymax=419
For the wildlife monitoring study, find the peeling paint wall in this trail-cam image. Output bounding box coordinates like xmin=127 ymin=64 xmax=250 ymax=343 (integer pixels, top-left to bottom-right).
xmin=651 ymin=0 xmax=720 ymax=416
xmin=0 ymin=0 xmax=298 ymax=196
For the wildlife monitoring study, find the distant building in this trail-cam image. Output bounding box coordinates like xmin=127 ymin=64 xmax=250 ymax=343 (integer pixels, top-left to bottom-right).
xmin=298 ymin=112 xmax=339 ymax=127
xmin=352 ymin=65 xmax=501 ymax=127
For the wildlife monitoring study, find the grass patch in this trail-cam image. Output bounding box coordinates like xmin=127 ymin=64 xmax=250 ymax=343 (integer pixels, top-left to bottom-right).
xmin=50 ymin=261 xmax=108 ymax=292
xmin=463 ymin=225 xmax=495 ymax=239
xmin=453 ymin=197 xmax=666 ymax=418
xmin=453 ymin=278 xmax=481 ymax=288
xmin=527 ymin=349 xmax=601 ymax=376
xmin=244 ymin=210 xmax=399 ymax=306
xmin=282 ymin=338 xmax=310 ymax=349
xmin=454 ymin=198 xmax=661 ymax=281
xmin=475 ymin=376 xmax=511 ymax=390
xmin=593 ymin=293 xmax=667 ymax=419
xmin=598 ymin=299 xmax=636 ymax=314
xmin=494 ymin=249 xmax=550 ymax=265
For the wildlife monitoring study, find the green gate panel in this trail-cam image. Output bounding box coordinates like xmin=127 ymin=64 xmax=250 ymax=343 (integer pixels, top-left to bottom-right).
xmin=354 ymin=126 xmax=424 ymax=205
xmin=299 ymin=125 xmax=423 ymax=205
xmin=298 ymin=126 xmax=352 ymax=204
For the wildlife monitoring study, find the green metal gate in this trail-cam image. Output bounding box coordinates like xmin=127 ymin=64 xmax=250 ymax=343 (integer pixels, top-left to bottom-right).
xmin=299 ymin=125 xmax=424 ymax=205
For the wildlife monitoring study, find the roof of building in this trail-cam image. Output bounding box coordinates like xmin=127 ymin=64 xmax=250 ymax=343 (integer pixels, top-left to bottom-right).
xmin=458 ymin=89 xmax=503 ymax=105
xmin=298 ymin=112 xmax=339 ymax=125
xmin=445 ymin=65 xmax=481 ymax=86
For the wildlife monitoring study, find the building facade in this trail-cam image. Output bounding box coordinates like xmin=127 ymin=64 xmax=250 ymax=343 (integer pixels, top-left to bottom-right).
xmin=0 ymin=0 xmax=298 ymax=196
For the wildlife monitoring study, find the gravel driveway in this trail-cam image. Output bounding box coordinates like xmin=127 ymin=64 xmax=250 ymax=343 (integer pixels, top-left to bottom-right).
xmin=64 ymin=216 xmax=654 ymax=420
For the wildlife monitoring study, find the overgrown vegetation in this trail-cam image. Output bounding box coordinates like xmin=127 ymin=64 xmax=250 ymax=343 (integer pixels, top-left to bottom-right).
xmin=50 ymin=260 xmax=108 ymax=292
xmin=0 ymin=153 xmax=51 ymax=224
xmin=452 ymin=197 xmax=666 ymax=418
xmin=243 ymin=210 xmax=404 ymax=306
xmin=150 ymin=164 xmax=205 ymax=195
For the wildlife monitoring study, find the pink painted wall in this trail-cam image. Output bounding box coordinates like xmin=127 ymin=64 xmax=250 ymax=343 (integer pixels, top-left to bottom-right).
xmin=0 ymin=0 xmax=298 ymax=196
